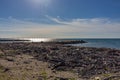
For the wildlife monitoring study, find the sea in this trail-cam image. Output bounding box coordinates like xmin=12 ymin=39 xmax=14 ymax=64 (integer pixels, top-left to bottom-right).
xmin=70 ymin=38 xmax=120 ymax=49
xmin=0 ymin=38 xmax=120 ymax=49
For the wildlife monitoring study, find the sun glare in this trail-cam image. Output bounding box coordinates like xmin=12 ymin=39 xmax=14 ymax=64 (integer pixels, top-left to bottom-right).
xmin=29 ymin=38 xmax=50 ymax=42
xmin=29 ymin=0 xmax=51 ymax=6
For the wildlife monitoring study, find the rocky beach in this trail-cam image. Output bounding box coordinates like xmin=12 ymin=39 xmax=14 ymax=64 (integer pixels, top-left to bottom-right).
xmin=0 ymin=42 xmax=120 ymax=80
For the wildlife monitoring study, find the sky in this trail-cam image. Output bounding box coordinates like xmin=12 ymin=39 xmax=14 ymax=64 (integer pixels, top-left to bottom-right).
xmin=0 ymin=0 xmax=120 ymax=38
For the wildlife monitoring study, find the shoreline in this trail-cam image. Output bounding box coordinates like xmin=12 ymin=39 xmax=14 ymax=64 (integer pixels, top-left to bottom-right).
xmin=1 ymin=38 xmax=120 ymax=50
xmin=0 ymin=42 xmax=120 ymax=80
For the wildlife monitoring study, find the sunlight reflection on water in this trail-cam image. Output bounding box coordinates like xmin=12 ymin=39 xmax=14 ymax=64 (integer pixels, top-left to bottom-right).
xmin=27 ymin=38 xmax=51 ymax=42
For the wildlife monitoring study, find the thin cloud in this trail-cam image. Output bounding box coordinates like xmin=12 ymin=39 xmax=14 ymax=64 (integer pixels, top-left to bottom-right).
xmin=0 ymin=16 xmax=120 ymax=38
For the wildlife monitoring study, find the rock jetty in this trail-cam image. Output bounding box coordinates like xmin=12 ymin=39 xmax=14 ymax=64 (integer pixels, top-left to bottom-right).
xmin=53 ymin=40 xmax=87 ymax=44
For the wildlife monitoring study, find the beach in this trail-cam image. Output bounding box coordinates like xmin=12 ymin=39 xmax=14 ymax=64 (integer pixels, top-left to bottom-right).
xmin=0 ymin=42 xmax=120 ymax=80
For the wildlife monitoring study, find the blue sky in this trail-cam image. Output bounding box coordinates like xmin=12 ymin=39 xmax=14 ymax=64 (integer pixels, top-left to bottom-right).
xmin=0 ymin=0 xmax=120 ymax=38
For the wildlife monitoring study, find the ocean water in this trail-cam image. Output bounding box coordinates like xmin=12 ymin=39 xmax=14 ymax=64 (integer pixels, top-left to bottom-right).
xmin=0 ymin=38 xmax=120 ymax=49
xmin=70 ymin=39 xmax=120 ymax=49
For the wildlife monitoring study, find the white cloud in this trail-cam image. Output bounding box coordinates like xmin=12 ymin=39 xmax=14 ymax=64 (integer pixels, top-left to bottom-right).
xmin=0 ymin=16 xmax=120 ymax=38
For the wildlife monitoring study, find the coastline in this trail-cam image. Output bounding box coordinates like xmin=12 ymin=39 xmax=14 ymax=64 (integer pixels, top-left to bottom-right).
xmin=0 ymin=42 xmax=120 ymax=80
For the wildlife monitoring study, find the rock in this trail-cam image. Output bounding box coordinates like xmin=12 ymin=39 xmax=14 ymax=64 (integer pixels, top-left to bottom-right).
xmin=50 ymin=47 xmax=59 ymax=50
xmin=23 ymin=61 xmax=30 ymax=64
xmin=5 ymin=58 xmax=14 ymax=62
xmin=0 ymin=42 xmax=120 ymax=79
xmin=0 ymin=50 xmax=4 ymax=57
xmin=104 ymin=76 xmax=120 ymax=80
xmin=55 ymin=77 xmax=69 ymax=80
xmin=37 ymin=76 xmax=44 ymax=80
xmin=3 ymin=68 xmax=10 ymax=72
xmin=95 ymin=77 xmax=101 ymax=80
